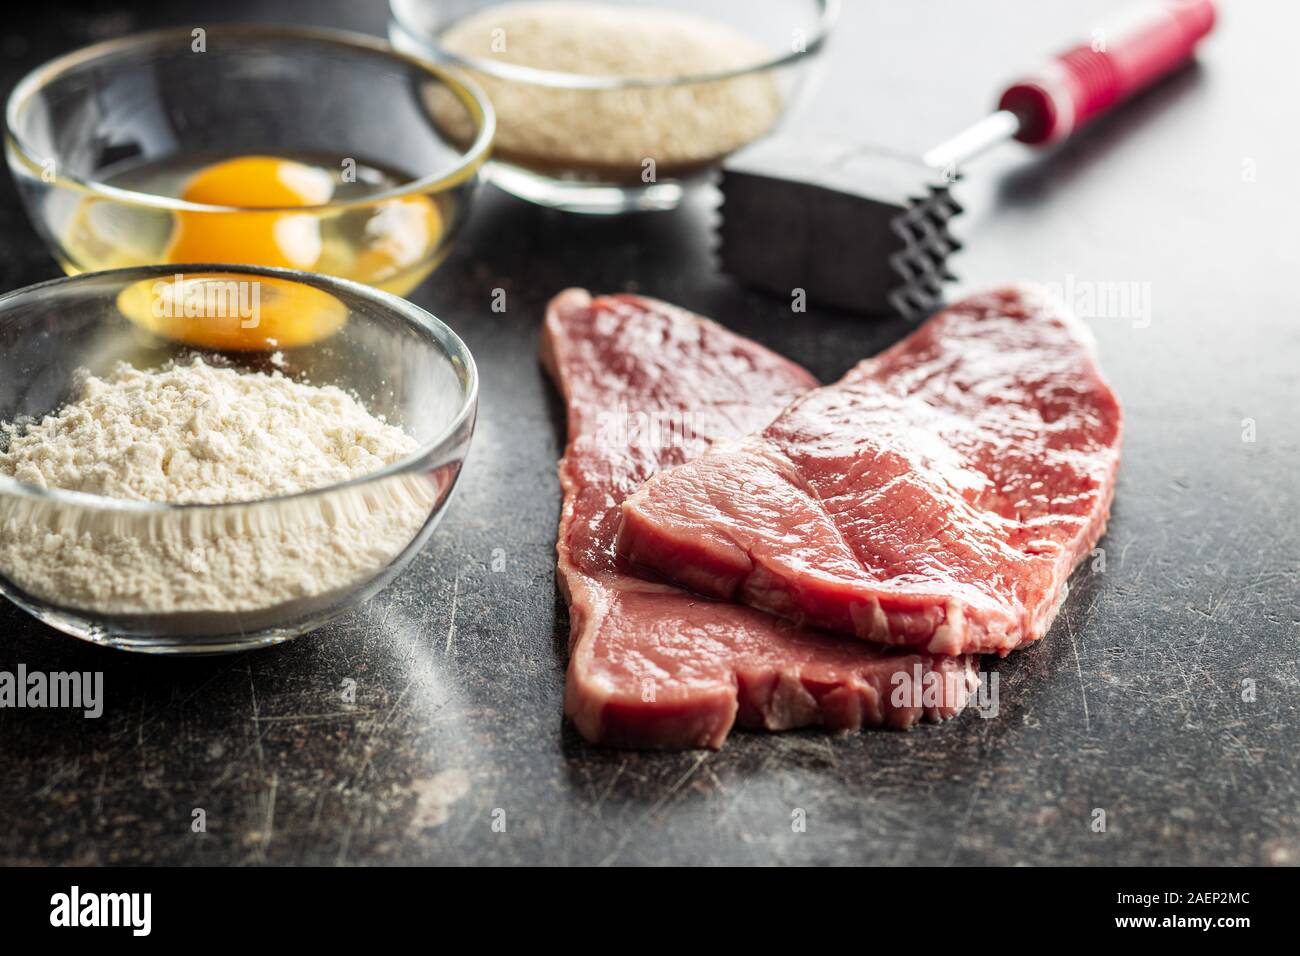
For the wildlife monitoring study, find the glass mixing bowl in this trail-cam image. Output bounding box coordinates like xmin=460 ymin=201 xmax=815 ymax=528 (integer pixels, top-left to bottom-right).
xmin=0 ymin=265 xmax=477 ymax=654
xmin=4 ymin=25 xmax=495 ymax=296
xmin=389 ymin=0 xmax=839 ymax=213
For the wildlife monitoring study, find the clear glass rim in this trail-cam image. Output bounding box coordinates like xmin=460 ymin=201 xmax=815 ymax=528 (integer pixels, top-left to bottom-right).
xmin=389 ymin=0 xmax=840 ymax=90
xmin=3 ymin=24 xmax=497 ymax=214
xmin=0 ymin=263 xmax=478 ymax=514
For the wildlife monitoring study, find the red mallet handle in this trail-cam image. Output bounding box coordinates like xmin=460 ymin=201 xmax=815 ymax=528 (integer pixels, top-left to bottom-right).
xmin=998 ymin=0 xmax=1217 ymax=145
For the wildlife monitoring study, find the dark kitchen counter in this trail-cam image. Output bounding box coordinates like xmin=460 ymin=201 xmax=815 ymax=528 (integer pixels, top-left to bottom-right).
xmin=1 ymin=0 xmax=1296 ymax=866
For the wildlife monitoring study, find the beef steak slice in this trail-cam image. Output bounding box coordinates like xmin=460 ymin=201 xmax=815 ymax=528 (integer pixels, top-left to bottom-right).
xmin=543 ymin=288 xmax=978 ymax=748
xmin=616 ymin=286 xmax=1123 ymax=657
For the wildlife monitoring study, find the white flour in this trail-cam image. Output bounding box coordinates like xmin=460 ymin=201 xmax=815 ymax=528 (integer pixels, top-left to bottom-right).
xmin=0 ymin=359 xmax=435 ymax=618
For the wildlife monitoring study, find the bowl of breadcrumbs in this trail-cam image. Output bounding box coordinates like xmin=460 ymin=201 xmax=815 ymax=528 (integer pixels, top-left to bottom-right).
xmin=390 ymin=0 xmax=839 ymax=212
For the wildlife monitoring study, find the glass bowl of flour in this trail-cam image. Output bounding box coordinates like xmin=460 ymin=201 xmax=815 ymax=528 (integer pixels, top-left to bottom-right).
xmin=0 ymin=265 xmax=477 ymax=653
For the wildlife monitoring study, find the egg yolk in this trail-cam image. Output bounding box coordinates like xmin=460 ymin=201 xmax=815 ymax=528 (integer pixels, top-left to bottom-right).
xmin=115 ymin=272 xmax=349 ymax=352
xmin=106 ymin=154 xmax=444 ymax=349
xmin=354 ymin=195 xmax=444 ymax=285
xmin=114 ymin=156 xmax=346 ymax=350
xmin=167 ymin=155 xmax=335 ymax=271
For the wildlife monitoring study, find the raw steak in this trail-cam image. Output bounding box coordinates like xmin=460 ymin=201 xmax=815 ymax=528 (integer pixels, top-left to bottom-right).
xmin=617 ymin=287 xmax=1122 ymax=657
xmin=543 ymin=289 xmax=978 ymax=749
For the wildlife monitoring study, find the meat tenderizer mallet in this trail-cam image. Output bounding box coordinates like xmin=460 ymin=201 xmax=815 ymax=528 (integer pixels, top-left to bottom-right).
xmin=718 ymin=0 xmax=1217 ymax=317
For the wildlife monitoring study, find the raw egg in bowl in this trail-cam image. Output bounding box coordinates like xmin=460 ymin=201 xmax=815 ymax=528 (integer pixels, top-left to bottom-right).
xmin=4 ymin=25 xmax=494 ymax=348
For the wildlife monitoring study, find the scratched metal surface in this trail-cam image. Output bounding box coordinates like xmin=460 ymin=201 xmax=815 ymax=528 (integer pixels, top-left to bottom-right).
xmin=1 ymin=0 xmax=1297 ymax=866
